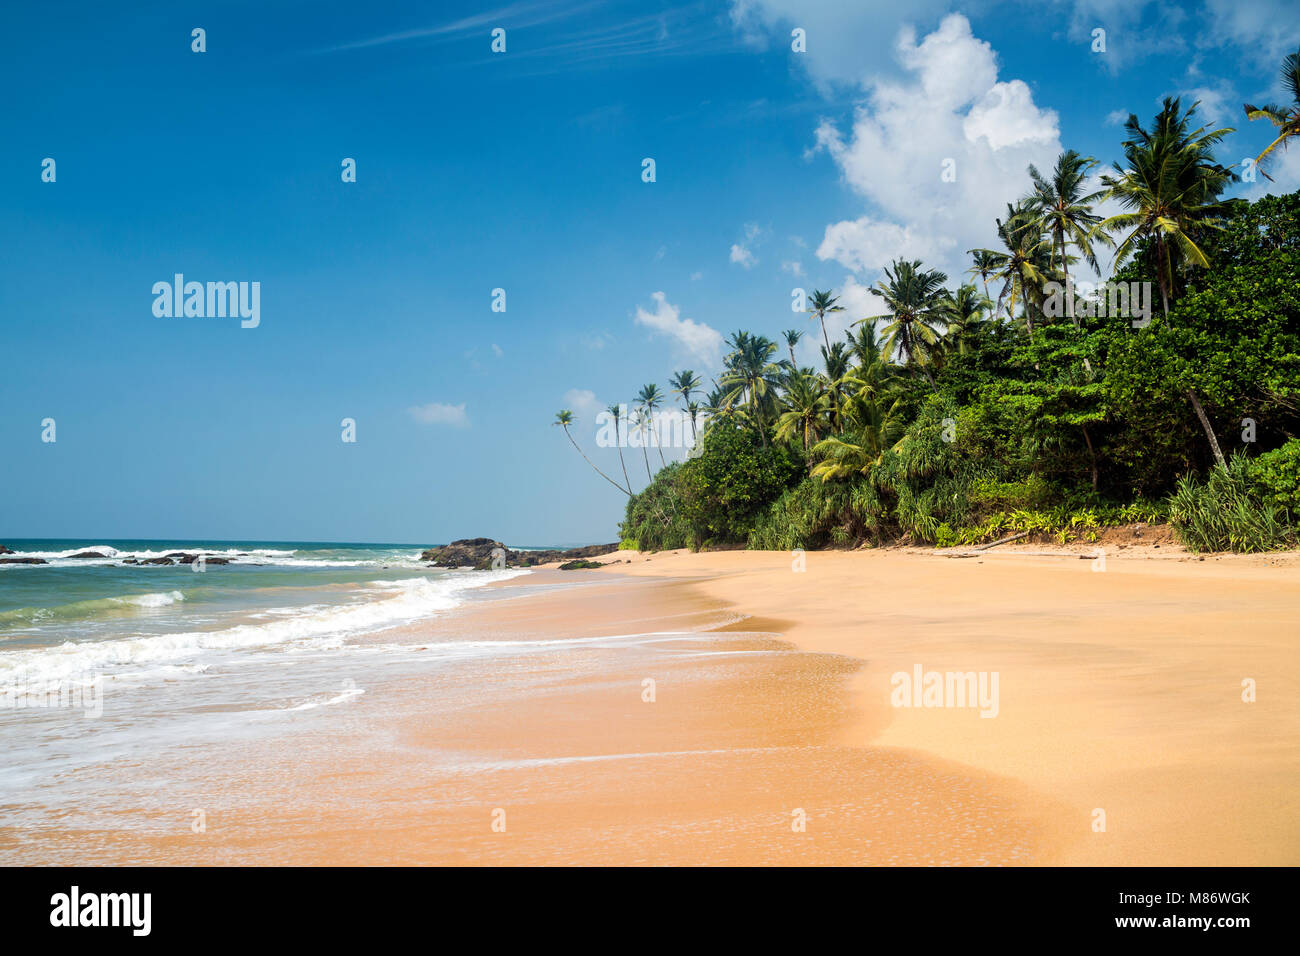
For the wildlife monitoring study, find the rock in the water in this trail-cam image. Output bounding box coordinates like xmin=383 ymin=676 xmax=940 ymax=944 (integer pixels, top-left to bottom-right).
xmin=141 ymin=557 xmax=175 ymax=566
xmin=0 ymin=557 xmax=47 ymax=565
xmin=0 ymin=544 xmax=13 ymax=554
xmin=201 ymin=557 xmax=231 ymax=565
xmin=67 ymin=551 xmax=110 ymax=559
xmin=419 ymin=538 xmax=621 ymax=570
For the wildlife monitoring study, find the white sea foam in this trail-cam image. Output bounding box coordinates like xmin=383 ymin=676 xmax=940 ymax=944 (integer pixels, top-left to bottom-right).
xmin=0 ymin=570 xmax=530 ymax=687
xmin=110 ymin=591 xmax=185 ymax=609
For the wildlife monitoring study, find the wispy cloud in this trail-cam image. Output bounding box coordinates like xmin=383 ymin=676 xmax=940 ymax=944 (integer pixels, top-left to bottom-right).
xmin=409 ymin=402 xmax=469 ymax=426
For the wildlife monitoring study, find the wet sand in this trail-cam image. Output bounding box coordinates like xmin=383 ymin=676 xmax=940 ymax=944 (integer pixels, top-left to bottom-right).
xmin=0 ymin=572 xmax=1063 ymax=866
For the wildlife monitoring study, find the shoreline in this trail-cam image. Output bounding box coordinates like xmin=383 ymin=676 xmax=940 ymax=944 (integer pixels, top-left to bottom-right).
xmin=3 ymin=542 xmax=1295 ymax=865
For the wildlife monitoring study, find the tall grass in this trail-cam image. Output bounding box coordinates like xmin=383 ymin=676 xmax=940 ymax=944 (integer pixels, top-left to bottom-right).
xmin=1168 ymin=455 xmax=1297 ymax=553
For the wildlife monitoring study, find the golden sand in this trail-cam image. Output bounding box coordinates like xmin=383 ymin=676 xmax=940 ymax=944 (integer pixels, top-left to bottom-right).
xmin=5 ymin=545 xmax=1295 ymax=866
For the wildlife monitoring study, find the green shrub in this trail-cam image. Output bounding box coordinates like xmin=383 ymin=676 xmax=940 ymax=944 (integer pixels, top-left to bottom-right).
xmin=1248 ymin=439 xmax=1300 ymax=518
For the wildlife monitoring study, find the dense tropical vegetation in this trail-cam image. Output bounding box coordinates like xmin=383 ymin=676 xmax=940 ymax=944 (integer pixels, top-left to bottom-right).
xmin=557 ymin=75 xmax=1300 ymax=555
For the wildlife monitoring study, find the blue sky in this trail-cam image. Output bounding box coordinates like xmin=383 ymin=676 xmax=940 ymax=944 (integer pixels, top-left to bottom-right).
xmin=2 ymin=0 xmax=1297 ymax=545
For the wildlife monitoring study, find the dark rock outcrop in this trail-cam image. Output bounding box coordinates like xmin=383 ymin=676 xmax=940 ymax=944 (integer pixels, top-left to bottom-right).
xmin=0 ymin=544 xmax=13 ymax=554
xmin=0 ymin=557 xmax=47 ymax=565
xmin=141 ymin=557 xmax=175 ymax=566
xmin=558 ymin=559 xmax=604 ymax=570
xmin=67 ymin=551 xmax=110 ymax=559
xmin=420 ymin=538 xmax=620 ymax=570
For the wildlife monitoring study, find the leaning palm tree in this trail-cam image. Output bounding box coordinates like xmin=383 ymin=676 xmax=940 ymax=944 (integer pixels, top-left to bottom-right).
xmin=782 ymin=328 xmax=804 ymax=366
xmin=637 ymin=383 xmax=667 ymax=467
xmin=1100 ymin=97 xmax=1236 ymax=468
xmin=553 ymin=410 xmax=630 ymax=495
xmin=1243 ymin=49 xmax=1300 ymax=181
xmin=606 ymin=402 xmax=632 ymax=493
xmin=858 ymin=259 xmax=950 ymax=388
xmin=668 ymin=370 xmax=703 ymax=442
xmin=1027 ymin=150 xmax=1111 ymax=308
xmin=806 ymin=289 xmax=844 ymax=354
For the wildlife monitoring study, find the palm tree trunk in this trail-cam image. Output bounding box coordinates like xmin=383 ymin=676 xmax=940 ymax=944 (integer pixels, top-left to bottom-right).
xmin=819 ymin=317 xmax=831 ymax=354
xmin=1186 ymin=389 xmax=1227 ymax=469
xmin=641 ymin=443 xmax=652 ymax=481
xmin=1081 ymin=423 xmax=1098 ymax=491
xmin=615 ymin=421 xmax=632 ymax=493
xmin=564 ymin=427 xmax=630 ymax=495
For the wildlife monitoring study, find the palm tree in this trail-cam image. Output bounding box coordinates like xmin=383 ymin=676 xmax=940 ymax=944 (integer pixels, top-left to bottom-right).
xmin=939 ymin=284 xmax=992 ymax=357
xmin=806 ymin=289 xmax=844 ymax=354
xmin=968 ymin=249 xmax=999 ymax=300
xmin=782 ymin=328 xmax=804 ymax=366
xmin=859 ymin=259 xmax=950 ymax=388
xmin=637 ymin=383 xmax=667 ymax=467
xmin=1027 ymin=150 xmax=1111 ymax=313
xmin=1244 ymin=49 xmax=1300 ymax=181
xmin=1100 ymin=97 xmax=1236 ymax=468
xmin=969 ymin=202 xmax=1056 ymax=335
xmin=630 ymin=407 xmax=654 ymax=480
xmin=720 ymin=331 xmax=784 ymax=446
xmin=774 ymin=371 xmax=829 ymax=451
xmin=606 ymin=402 xmax=632 ymax=493
xmin=668 ymin=370 xmax=703 ymax=442
xmin=809 ymin=396 xmax=906 ymax=482
xmin=1099 ymin=97 xmax=1235 ymax=316
xmin=819 ymin=342 xmax=851 ymax=431
xmin=553 ymin=410 xmax=630 ymax=495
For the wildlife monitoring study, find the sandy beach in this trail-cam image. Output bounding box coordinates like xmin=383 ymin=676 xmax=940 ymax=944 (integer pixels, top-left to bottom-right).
xmin=6 ymin=538 xmax=1295 ymax=867
xmin=589 ymin=543 xmax=1300 ymax=865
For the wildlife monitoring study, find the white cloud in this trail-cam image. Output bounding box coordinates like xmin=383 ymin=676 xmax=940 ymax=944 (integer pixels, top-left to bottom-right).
xmin=490 ymin=343 xmax=504 ymax=358
xmin=811 ymin=14 xmax=1062 ymax=281
xmin=1202 ymin=0 xmax=1300 ymax=65
xmin=729 ymin=0 xmax=951 ymax=90
xmin=409 ymin=402 xmax=468 ymax=427
xmin=563 ymin=388 xmax=600 ymax=417
xmin=1105 ymin=108 xmax=1128 ymax=125
xmin=632 ymin=291 xmax=724 ymax=366
xmin=730 ymin=243 xmax=757 ymax=268
xmin=781 ymin=259 xmax=804 ymax=276
xmin=1177 ymin=84 xmax=1236 ymax=128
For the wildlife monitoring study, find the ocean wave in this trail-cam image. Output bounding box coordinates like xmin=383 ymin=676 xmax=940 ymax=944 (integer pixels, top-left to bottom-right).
xmin=0 ymin=545 xmax=424 ymax=569
xmin=0 ymin=591 xmax=187 ymax=628
xmin=0 ymin=569 xmax=530 ymax=687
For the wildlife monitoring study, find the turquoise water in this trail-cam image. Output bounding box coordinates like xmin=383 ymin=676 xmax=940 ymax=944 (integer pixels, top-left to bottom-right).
xmin=0 ymin=539 xmax=434 ymax=645
xmin=0 ymin=538 xmax=539 ymax=819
